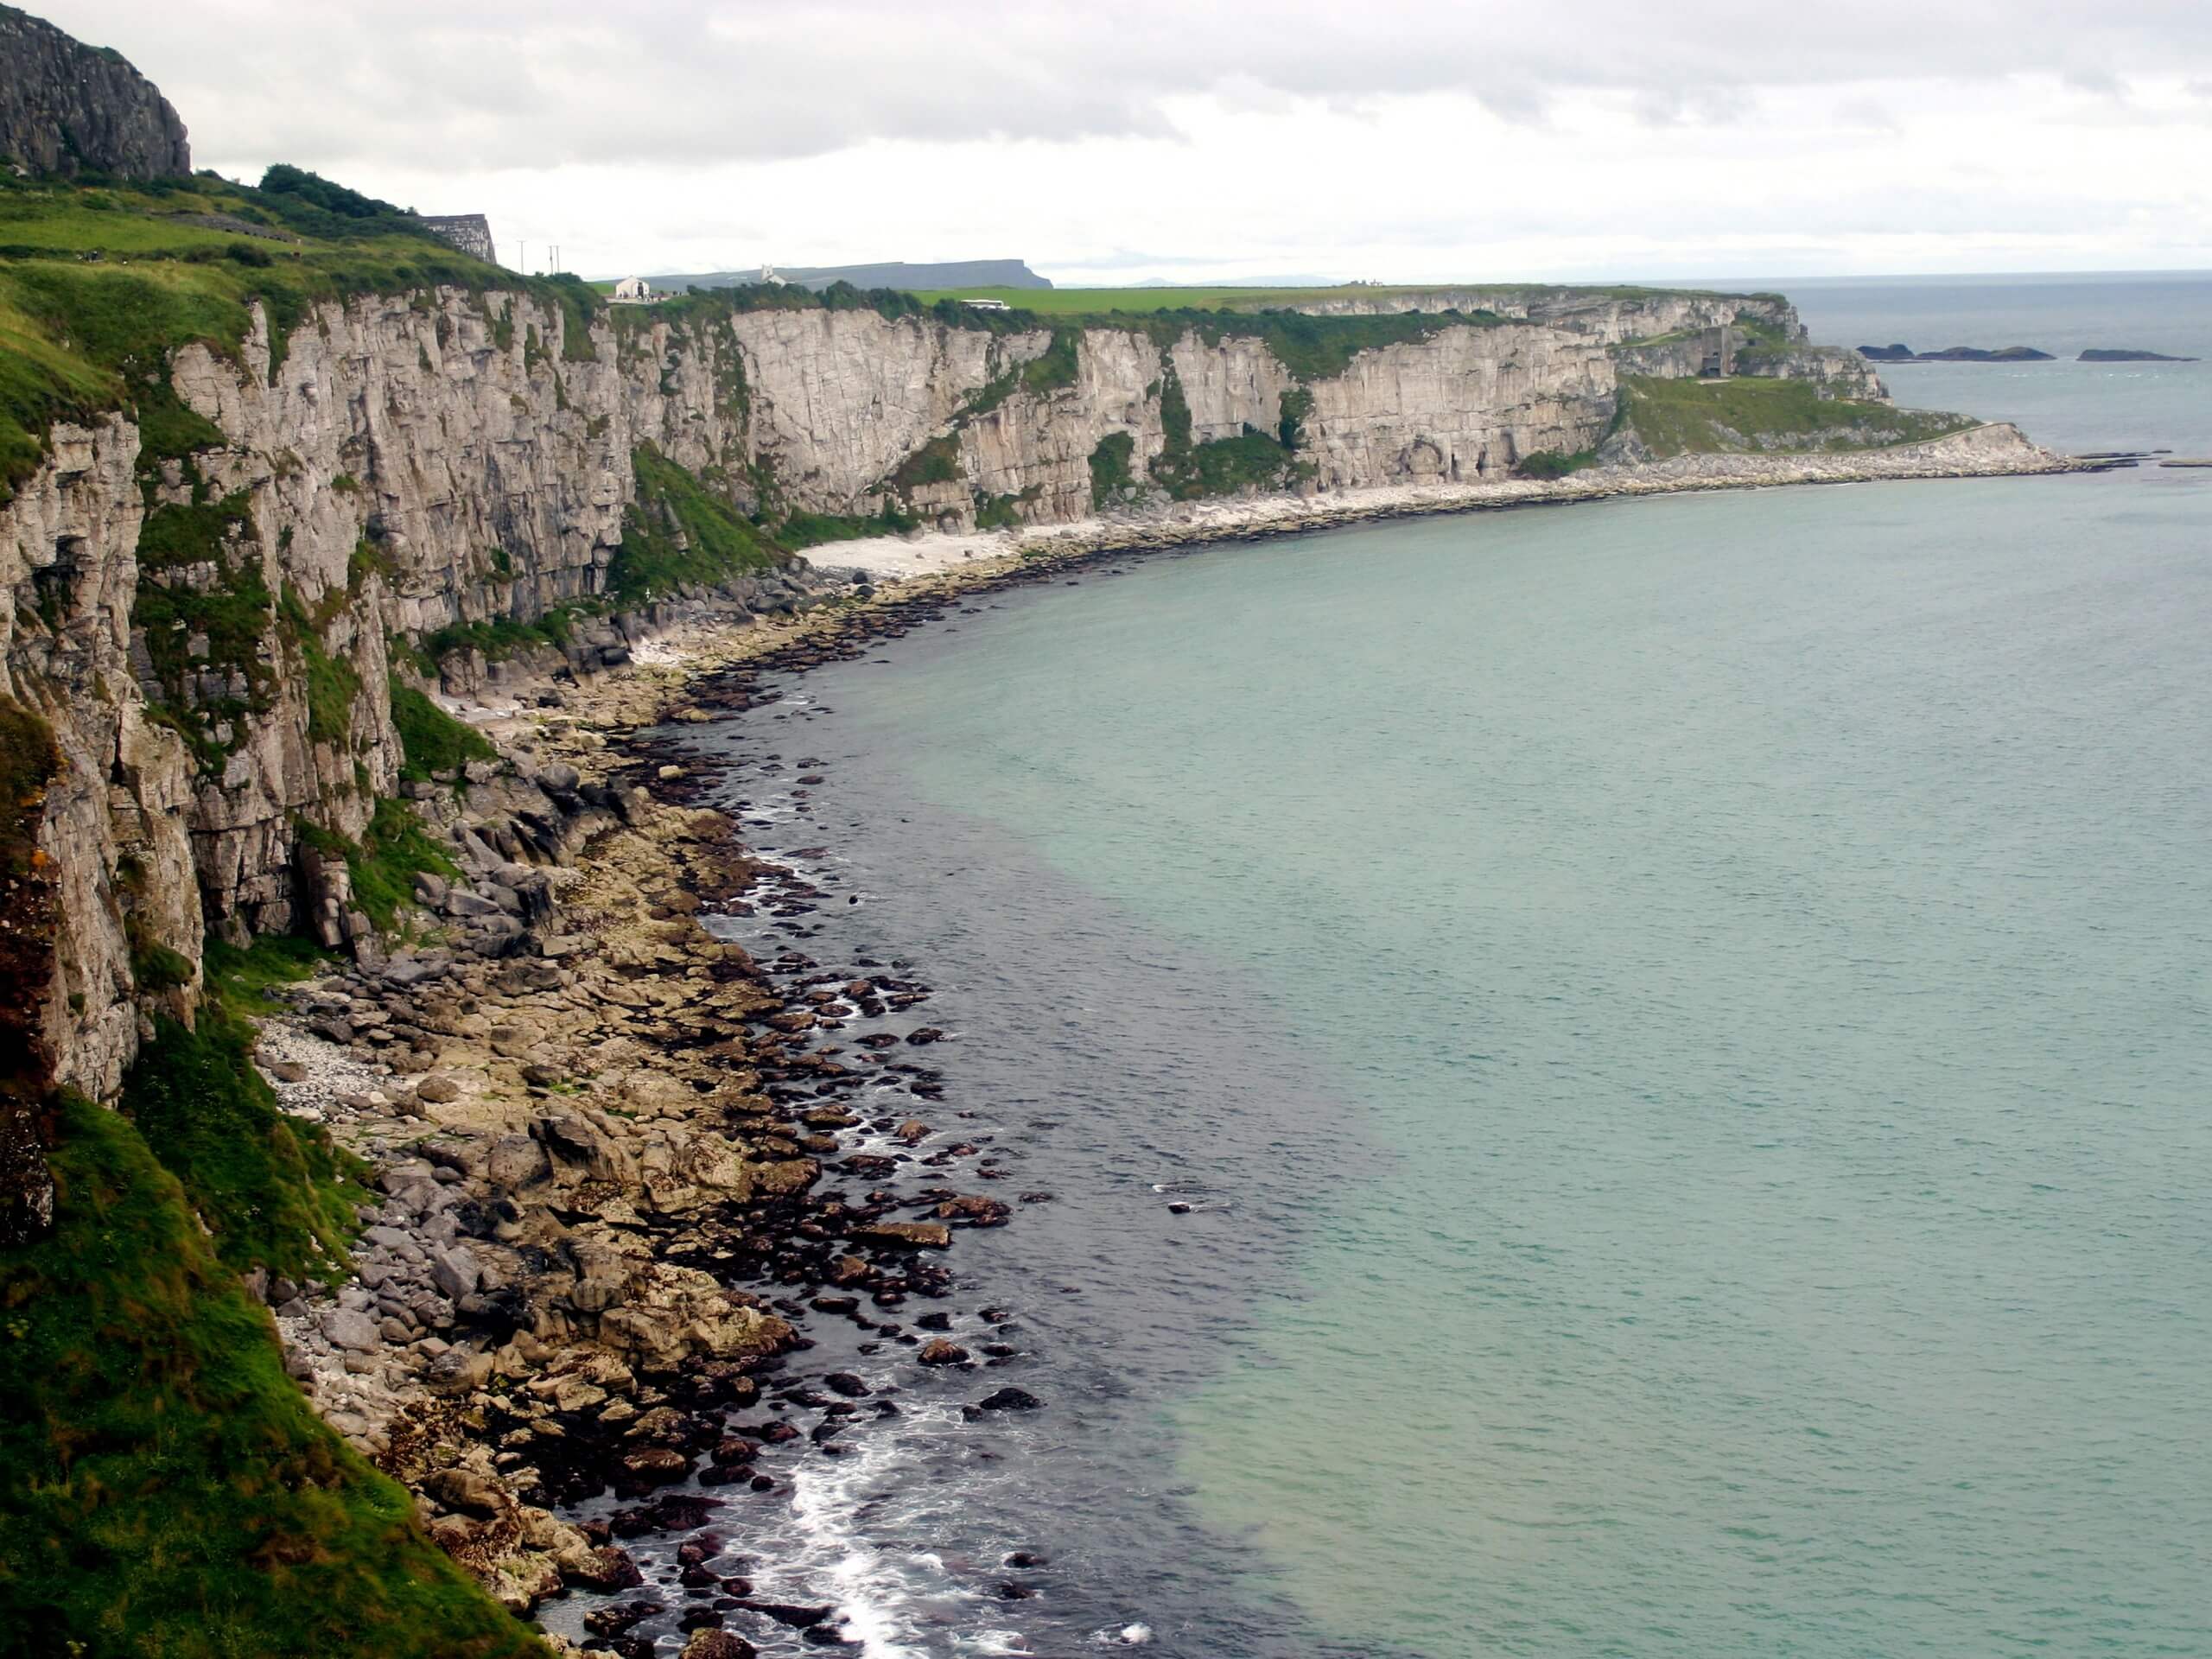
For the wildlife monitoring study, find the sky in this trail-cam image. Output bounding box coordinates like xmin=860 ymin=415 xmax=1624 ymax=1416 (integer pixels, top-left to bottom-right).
xmin=46 ymin=0 xmax=2212 ymax=285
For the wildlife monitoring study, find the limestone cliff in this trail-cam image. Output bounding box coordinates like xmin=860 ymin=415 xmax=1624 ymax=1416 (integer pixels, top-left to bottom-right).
xmin=1 ymin=271 xmax=1968 ymax=1115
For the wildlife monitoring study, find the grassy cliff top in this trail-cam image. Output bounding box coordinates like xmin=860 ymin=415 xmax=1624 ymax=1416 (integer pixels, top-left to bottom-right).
xmin=0 ymin=166 xmax=600 ymax=502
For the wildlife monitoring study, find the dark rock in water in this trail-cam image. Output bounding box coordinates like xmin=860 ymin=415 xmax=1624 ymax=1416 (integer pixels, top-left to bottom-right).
xmin=1005 ymin=1549 xmax=1050 ymax=1567
xmin=1167 ymin=1201 xmax=1192 ymax=1215
xmin=997 ymin=1580 xmax=1039 ymax=1599
xmin=976 ymin=1386 xmax=1043 ymax=1413
xmin=732 ymin=1598 xmax=836 ymax=1629
xmin=617 ymin=1447 xmax=694 ymax=1493
xmin=652 ymin=1493 xmax=722 ymax=1532
xmin=823 ymin=1370 xmax=872 ymax=1397
xmin=583 ymin=1599 xmax=663 ymax=1638
xmin=1858 ymin=342 xmax=1916 ymax=361
xmin=918 ymin=1338 xmax=969 ymax=1366
xmin=681 ymin=1631 xmax=759 ymax=1659
xmin=2080 ymin=348 xmax=2198 ymax=362
xmin=565 ymin=1545 xmax=646 ymax=1591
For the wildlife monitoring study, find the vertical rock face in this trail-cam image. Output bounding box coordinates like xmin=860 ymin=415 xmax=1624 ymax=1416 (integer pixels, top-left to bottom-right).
xmin=0 ymin=5 xmax=190 ymax=179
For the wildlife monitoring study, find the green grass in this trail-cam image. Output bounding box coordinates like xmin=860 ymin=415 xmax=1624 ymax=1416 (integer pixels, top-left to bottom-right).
xmin=1513 ymin=448 xmax=1599 ymax=480
xmin=887 ymin=434 xmax=962 ymax=493
xmin=610 ymin=442 xmax=780 ymax=603
xmin=298 ymin=798 xmax=457 ymax=935
xmin=1090 ymin=432 xmax=1137 ymax=508
xmin=388 ymin=679 xmax=494 ymax=783
xmin=416 ymin=610 xmax=576 ymax=666
xmin=277 ymin=587 xmax=359 ymax=747
xmin=120 ymin=1008 xmax=363 ymax=1282
xmin=0 ymin=168 xmax=598 ymax=504
xmin=777 ymin=505 xmax=918 ymax=548
xmin=200 ymin=934 xmax=330 ymax=1022
xmin=0 ymin=1090 xmax=548 ymax=1659
xmin=1617 ymin=374 xmax=1976 ymax=458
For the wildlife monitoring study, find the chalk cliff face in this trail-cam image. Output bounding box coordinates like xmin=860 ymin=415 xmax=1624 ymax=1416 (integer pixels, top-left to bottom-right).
xmin=0 ymin=4 xmax=190 ymax=178
xmin=0 ymin=276 xmax=1916 ymax=1105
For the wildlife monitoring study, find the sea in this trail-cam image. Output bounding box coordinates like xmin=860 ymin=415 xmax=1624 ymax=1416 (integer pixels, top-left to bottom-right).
xmin=586 ymin=272 xmax=2212 ymax=1658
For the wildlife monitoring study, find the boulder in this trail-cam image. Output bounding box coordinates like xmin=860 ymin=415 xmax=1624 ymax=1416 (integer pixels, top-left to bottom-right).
xmin=851 ymin=1221 xmax=950 ymax=1251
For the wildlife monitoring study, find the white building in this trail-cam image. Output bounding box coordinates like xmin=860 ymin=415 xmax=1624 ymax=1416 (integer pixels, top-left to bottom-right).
xmin=759 ymin=264 xmax=785 ymax=286
xmin=961 ymin=297 xmax=1011 ymax=312
xmin=610 ymin=276 xmax=655 ymax=304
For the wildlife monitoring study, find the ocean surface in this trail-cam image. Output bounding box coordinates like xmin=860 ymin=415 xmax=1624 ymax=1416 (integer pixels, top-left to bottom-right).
xmin=649 ymin=275 xmax=2211 ymax=1657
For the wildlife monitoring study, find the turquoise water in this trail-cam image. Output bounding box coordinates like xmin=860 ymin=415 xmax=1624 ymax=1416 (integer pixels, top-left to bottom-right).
xmin=674 ymin=273 xmax=2212 ymax=1656
xmin=1784 ymin=271 xmax=2212 ymax=454
xmin=777 ymin=468 xmax=2212 ymax=1657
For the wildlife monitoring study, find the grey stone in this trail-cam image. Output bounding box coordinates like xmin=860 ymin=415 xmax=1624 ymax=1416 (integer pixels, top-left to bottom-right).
xmin=321 ymin=1308 xmax=382 ymax=1353
xmin=429 ymin=1243 xmax=481 ymax=1300
xmin=486 ymin=1134 xmax=550 ymax=1189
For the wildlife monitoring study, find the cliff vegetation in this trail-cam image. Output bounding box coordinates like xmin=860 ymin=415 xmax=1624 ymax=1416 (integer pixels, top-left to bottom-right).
xmin=0 ymin=1090 xmax=547 ymax=1659
xmin=1617 ymin=374 xmax=1975 ymax=457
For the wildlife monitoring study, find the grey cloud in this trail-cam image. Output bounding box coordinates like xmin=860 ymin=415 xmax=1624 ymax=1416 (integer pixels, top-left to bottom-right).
xmin=41 ymin=0 xmax=2212 ymax=175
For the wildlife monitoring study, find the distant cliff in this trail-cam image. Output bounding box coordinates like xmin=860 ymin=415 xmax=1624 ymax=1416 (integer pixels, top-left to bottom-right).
xmin=0 ymin=4 xmax=188 ymax=178
xmin=654 ymin=257 xmax=1052 ymax=293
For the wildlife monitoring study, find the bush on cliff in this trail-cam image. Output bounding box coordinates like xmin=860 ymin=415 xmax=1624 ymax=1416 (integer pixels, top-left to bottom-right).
xmin=1513 ymin=448 xmax=1597 ymax=480
xmin=0 ymin=1091 xmax=548 ymax=1659
xmin=611 ymin=442 xmax=779 ymax=603
xmin=389 ymin=677 xmax=496 ymax=783
xmin=1616 ymin=373 xmax=1974 ymax=457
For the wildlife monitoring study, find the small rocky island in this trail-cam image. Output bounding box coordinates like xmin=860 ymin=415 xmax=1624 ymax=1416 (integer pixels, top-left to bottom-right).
xmin=1859 ymin=344 xmax=2054 ymax=362
xmin=1860 ymin=343 xmax=2199 ymax=364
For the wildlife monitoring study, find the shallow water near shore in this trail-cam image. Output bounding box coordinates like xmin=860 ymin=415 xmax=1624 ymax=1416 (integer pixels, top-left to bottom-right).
xmin=664 ymin=458 xmax=2212 ymax=1658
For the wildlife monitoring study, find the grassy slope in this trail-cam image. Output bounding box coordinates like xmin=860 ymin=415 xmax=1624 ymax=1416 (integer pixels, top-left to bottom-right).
xmin=1618 ymin=374 xmax=1975 ymax=458
xmin=611 ymin=442 xmax=782 ymax=603
xmin=0 ymin=1091 xmax=548 ymax=1659
xmin=0 ymin=168 xmax=599 ymax=503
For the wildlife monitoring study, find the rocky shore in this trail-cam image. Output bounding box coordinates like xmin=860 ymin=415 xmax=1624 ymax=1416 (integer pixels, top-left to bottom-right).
xmin=246 ymin=590 xmax=1055 ymax=1655
xmin=800 ymin=419 xmax=2086 ymax=582
xmin=233 ymin=423 xmax=2094 ymax=1654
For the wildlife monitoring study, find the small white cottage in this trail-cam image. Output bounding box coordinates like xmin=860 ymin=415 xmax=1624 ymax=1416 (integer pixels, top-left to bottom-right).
xmin=610 ymin=276 xmax=654 ymax=304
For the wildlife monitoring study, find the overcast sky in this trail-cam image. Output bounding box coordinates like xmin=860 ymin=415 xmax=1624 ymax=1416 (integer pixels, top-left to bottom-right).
xmin=48 ymin=0 xmax=2212 ymax=283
